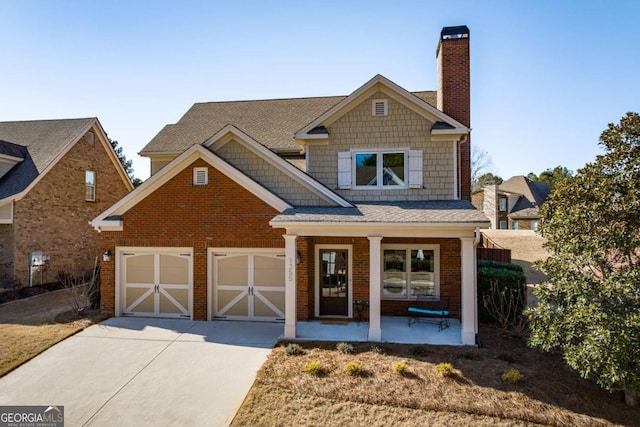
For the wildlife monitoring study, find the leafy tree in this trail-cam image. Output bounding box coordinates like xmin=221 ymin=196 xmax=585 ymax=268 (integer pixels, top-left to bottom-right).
xmin=526 ymin=112 xmax=640 ymax=406
xmin=475 ymin=172 xmax=503 ymax=190
xmin=527 ymin=165 xmax=573 ymax=189
xmin=109 ymin=138 xmax=142 ymax=187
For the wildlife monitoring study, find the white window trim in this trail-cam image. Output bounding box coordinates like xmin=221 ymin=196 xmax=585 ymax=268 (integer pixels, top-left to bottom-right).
xmin=193 ymin=167 xmax=208 ymax=185
xmin=85 ymin=170 xmax=96 ymax=202
xmin=352 ymin=149 xmax=409 ymax=190
xmin=381 ymin=244 xmax=440 ymax=301
xmin=499 ymin=220 xmax=507 ymax=229
xmin=499 ymin=198 xmax=507 ymax=212
xmin=372 ymin=99 xmax=388 ymax=116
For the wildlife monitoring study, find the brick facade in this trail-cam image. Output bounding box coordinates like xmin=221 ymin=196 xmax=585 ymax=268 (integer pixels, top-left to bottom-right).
xmin=294 ymin=236 xmax=461 ymax=321
xmin=0 ymin=128 xmax=131 ymax=288
xmin=99 ymin=158 xmax=286 ymax=319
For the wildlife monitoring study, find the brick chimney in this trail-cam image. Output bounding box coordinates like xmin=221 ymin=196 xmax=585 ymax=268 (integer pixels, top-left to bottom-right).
xmin=436 ymin=25 xmax=471 ymax=201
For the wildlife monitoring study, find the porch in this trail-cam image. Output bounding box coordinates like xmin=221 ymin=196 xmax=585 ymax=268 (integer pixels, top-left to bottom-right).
xmin=294 ymin=316 xmax=464 ymax=346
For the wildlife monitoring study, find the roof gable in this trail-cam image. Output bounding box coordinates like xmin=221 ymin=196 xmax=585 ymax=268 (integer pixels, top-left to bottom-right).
xmin=294 ymin=75 xmax=468 ymax=141
xmin=499 ymin=176 xmax=550 ymax=207
xmin=204 ymin=125 xmax=351 ymax=208
xmin=0 ymin=118 xmax=133 ymax=202
xmin=92 ymin=144 xmax=293 ymax=231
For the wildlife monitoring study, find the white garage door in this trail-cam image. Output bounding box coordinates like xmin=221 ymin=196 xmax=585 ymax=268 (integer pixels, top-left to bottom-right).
xmin=211 ymin=249 xmax=285 ymax=321
xmin=118 ymin=248 xmax=193 ymax=319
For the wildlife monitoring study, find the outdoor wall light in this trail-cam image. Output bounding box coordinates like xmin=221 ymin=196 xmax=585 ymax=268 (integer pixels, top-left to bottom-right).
xmin=296 ymin=251 xmax=302 ymax=265
xmin=103 ymin=249 xmax=111 ymax=262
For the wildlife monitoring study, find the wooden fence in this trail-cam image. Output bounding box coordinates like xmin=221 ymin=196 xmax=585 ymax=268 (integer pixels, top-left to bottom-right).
xmin=477 ymin=233 xmax=511 ymax=263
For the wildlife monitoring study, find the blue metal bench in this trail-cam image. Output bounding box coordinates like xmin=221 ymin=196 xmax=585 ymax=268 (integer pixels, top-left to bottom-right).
xmin=408 ymin=297 xmax=450 ymax=331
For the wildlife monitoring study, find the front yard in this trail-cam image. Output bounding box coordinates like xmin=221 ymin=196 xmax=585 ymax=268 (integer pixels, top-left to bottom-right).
xmin=232 ymin=326 xmax=638 ymax=426
xmin=0 ymin=289 xmax=106 ymax=377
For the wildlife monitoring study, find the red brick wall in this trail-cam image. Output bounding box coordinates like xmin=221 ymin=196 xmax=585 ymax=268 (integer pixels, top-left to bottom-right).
xmin=440 ymin=36 xmax=471 ymax=201
xmin=299 ymin=237 xmax=461 ymax=320
xmin=6 ymin=128 xmax=131 ymax=288
xmin=99 ymin=158 xmax=285 ymax=319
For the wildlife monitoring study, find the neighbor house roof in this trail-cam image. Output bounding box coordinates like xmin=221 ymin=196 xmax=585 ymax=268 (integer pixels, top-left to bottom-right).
xmin=499 ymin=176 xmax=550 ymax=207
xmin=0 ymin=118 xmax=133 ymax=201
xmin=0 ymin=118 xmax=95 ymax=173
xmin=140 ymin=91 xmax=437 ymax=156
xmin=271 ymin=200 xmax=490 ymax=225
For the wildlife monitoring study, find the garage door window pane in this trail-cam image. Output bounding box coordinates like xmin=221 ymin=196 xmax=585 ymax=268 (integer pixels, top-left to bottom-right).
xmin=254 ymin=256 xmax=285 ymax=287
xmin=159 ymin=255 xmax=189 ymax=285
xmin=126 ymin=255 xmax=154 ymax=284
xmin=218 ymin=256 xmax=248 ymax=285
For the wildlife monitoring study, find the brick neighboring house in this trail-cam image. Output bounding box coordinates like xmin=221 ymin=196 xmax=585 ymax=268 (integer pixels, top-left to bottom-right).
xmin=473 ymin=175 xmax=550 ymax=230
xmin=0 ymin=118 xmax=133 ymax=288
xmin=92 ymin=26 xmax=490 ymax=345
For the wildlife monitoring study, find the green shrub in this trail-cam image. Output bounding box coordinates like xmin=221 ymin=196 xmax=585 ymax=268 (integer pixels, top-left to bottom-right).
xmin=392 ymin=361 xmax=409 ymax=374
xmin=285 ymin=343 xmax=304 ymax=356
xmin=477 ymin=260 xmax=527 ymax=323
xmin=435 ymin=362 xmax=454 ymax=377
xmin=501 ymin=368 xmax=523 ymax=384
xmin=336 ymin=342 xmax=354 ymax=354
xmin=344 ymin=360 xmax=363 ymax=376
xmin=303 ymin=360 xmax=324 ymax=376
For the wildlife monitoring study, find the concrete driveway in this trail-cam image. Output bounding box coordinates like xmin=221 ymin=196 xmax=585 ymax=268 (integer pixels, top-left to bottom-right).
xmin=0 ymin=317 xmax=282 ymax=426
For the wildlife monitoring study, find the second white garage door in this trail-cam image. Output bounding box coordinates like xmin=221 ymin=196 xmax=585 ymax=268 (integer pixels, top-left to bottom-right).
xmin=210 ymin=249 xmax=285 ymax=321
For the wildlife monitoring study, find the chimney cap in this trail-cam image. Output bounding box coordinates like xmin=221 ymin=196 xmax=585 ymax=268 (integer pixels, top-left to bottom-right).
xmin=441 ymin=25 xmax=470 ymax=40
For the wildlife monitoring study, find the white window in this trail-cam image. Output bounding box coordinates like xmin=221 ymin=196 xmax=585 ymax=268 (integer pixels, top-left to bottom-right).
xmin=499 ymin=220 xmax=507 ymax=229
xmin=193 ymin=167 xmax=208 ymax=185
xmin=531 ymin=220 xmax=539 ymax=231
xmin=511 ymin=221 xmax=519 ymax=230
xmin=372 ymin=99 xmax=388 ymax=116
xmin=85 ymin=171 xmax=95 ymax=201
xmin=354 ymin=150 xmax=406 ymax=188
xmin=499 ymin=198 xmax=507 ymax=211
xmin=382 ymin=245 xmax=440 ymax=300
xmin=480 ymin=200 xmax=485 ymax=211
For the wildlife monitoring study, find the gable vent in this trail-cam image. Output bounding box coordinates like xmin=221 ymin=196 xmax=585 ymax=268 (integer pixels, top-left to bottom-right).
xmin=372 ymin=99 xmax=388 ymax=116
xmin=193 ymin=167 xmax=208 ymax=185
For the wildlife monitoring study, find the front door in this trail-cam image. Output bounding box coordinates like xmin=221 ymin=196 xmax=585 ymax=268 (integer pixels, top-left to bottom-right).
xmin=319 ymin=249 xmax=349 ymax=316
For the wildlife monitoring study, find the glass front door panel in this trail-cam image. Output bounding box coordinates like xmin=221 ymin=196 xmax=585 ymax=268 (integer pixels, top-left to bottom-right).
xmin=319 ymin=249 xmax=348 ymax=316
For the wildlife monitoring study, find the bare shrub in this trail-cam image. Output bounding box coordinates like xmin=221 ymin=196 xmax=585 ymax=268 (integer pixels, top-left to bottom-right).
xmin=483 ymin=280 xmax=528 ymax=337
xmin=59 ymin=257 xmax=100 ymax=315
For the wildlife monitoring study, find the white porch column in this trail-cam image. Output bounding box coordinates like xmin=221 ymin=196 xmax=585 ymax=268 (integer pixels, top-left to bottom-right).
xmin=284 ymin=234 xmax=297 ymax=339
xmin=460 ymin=236 xmax=477 ymax=345
xmin=368 ymin=235 xmax=383 ymax=341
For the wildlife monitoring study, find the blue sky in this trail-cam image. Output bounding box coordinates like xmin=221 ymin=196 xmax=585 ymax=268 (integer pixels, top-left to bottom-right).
xmin=1 ymin=1 xmax=639 ymax=180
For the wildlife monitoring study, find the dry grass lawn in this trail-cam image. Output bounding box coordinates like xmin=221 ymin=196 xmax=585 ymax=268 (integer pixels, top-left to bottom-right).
xmin=232 ymin=326 xmax=638 ymax=427
xmin=0 ymin=289 xmax=106 ymax=377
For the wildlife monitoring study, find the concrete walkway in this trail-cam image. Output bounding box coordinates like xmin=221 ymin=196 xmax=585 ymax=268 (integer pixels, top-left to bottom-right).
xmin=0 ymin=317 xmax=282 ymax=426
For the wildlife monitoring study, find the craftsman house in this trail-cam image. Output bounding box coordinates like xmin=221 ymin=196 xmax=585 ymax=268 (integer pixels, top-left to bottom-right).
xmin=92 ymin=26 xmax=489 ymax=345
xmin=473 ymin=175 xmax=550 ymax=230
xmin=0 ymin=118 xmax=133 ymax=288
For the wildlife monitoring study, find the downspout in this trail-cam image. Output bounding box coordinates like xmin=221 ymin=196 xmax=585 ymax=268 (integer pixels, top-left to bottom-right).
xmin=473 ymin=226 xmax=481 ymax=346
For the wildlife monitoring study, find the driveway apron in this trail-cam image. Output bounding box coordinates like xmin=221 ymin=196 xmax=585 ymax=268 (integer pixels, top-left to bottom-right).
xmin=0 ymin=317 xmax=282 ymax=426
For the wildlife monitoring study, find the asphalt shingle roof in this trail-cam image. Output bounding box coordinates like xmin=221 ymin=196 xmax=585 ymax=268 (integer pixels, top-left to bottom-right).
xmin=140 ymin=91 xmax=437 ymax=155
xmin=271 ymin=200 xmax=490 ymax=225
xmin=0 ymin=118 xmax=94 ymax=199
xmin=498 ymin=176 xmax=550 ymax=208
